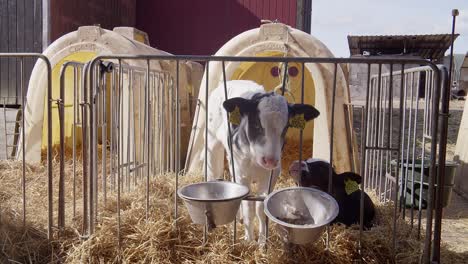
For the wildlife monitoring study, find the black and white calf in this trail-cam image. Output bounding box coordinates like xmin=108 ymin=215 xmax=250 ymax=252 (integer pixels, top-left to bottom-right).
xmin=289 ymin=158 xmax=375 ymax=228
xmin=205 ymin=80 xmax=319 ymax=245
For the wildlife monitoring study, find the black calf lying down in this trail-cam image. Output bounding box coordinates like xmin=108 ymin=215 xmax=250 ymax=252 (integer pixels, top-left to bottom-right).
xmin=289 ymin=158 xmax=375 ymax=228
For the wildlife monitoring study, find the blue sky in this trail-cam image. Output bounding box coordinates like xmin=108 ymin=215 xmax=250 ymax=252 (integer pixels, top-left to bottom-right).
xmin=311 ymin=0 xmax=468 ymax=57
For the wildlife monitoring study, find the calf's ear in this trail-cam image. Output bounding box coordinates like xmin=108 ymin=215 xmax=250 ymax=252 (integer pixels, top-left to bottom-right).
xmin=223 ymin=97 xmax=256 ymax=125
xmin=338 ymin=172 xmax=362 ymax=184
xmin=288 ymin=104 xmax=320 ymax=129
xmin=223 ymin=97 xmax=256 ymax=113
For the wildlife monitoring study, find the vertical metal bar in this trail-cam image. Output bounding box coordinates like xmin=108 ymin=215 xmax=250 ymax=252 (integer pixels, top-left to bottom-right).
xmin=222 ymin=61 xmax=236 ymax=182
xmin=374 ymin=64 xmax=382 ymax=191
xmin=58 ymin=62 xmax=67 ymax=230
xmin=126 ymin=69 xmax=132 ymax=192
xmin=160 ymin=74 xmax=165 ymax=174
xmin=20 ymin=58 xmax=26 ymax=227
xmin=149 ymin=72 xmax=154 ymax=176
xmin=94 ymin=67 xmax=99 ymax=224
xmin=359 ymin=63 xmax=371 ymax=253
xmin=137 ymin=72 xmax=142 ymax=183
xmin=403 ymin=72 xmax=415 ymax=220
xmin=429 ymin=70 xmax=433 ymax=139
xmin=432 ymin=66 xmax=449 ymax=262
xmin=73 ymin=66 xmax=78 ymax=218
xmin=117 ymin=59 xmax=123 ymax=250
xmin=138 ymin=72 xmax=143 ymax=184
xmin=422 ymin=67 xmax=441 ymax=263
xmin=93 ymin=67 xmax=99 ymax=230
xmin=378 ymin=74 xmax=387 ymax=200
xmin=432 ymin=12 xmax=458 ymax=262
xmin=3 ymin=98 xmax=6 ymax=159
xmin=400 ymin=70 xmax=409 ymax=215
xmin=418 ymin=70 xmax=430 ymax=238
xmin=281 ymin=62 xmax=288 ymax=96
xmin=393 ymin=64 xmax=405 ymax=259
xmin=127 ymin=68 xmax=131 ymax=189
xmin=150 ymin=74 xmax=154 ymax=179
xmin=367 ymin=76 xmax=373 ymax=189
xmin=102 ymin=69 xmax=107 ymax=205
xmin=169 ymin=76 xmax=174 ymax=172
xmin=88 ymin=65 xmax=96 ymax=234
xmin=299 ymin=62 xmax=305 ymax=163
xmin=3 ymin=97 xmax=7 ymax=159
xmin=388 ymin=73 xmax=395 ymax=201
xmin=410 ymin=73 xmax=421 ymax=228
xmin=81 ymin=63 xmax=89 ymax=236
xmin=162 ymin=74 xmax=167 ymax=172
xmin=131 ymin=71 xmax=137 ymax=188
xmin=372 ymin=75 xmax=378 ymax=190
xmin=364 ymin=82 xmax=370 ymax=189
xmin=45 ymin=56 xmax=53 ymax=239
xmin=203 ymin=61 xmax=209 ymax=245
xmin=384 ymin=64 xmax=394 ymax=201
xmin=367 ymin=76 xmax=375 ymax=190
xmin=265 ymin=169 xmax=274 ymax=250
xmin=153 ymin=74 xmax=157 ymax=174
xmin=176 ymin=69 xmax=180 ymax=174
xmin=167 ymin=75 xmax=171 ymax=172
xmin=146 ymin=60 xmax=151 ymax=220
xmin=326 ymin=63 xmax=338 ymax=250
xmin=204 ymin=62 xmax=210 ymax=181
xmin=110 ymin=68 xmax=115 ymax=193
xmin=155 ymin=74 xmax=160 ymax=174
xmin=221 ymin=60 xmax=237 ymax=244
xmin=175 ymin=61 xmax=180 ymax=223
xmin=120 ymin=69 xmax=126 ymax=186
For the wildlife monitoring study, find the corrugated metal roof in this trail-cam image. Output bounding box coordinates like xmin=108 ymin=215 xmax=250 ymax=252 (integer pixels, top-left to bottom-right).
xmin=347 ymin=34 xmax=459 ymax=59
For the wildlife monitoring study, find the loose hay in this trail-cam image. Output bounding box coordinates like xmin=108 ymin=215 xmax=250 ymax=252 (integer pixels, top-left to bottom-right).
xmin=1 ymin=160 xmax=467 ymax=263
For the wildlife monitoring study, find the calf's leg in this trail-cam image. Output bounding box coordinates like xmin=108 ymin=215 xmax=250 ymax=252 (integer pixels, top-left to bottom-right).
xmin=204 ymin=137 xmax=224 ymax=181
xmin=256 ymin=168 xmax=280 ymax=245
xmin=242 ymin=200 xmax=256 ymax=241
xmin=256 ymin=201 xmax=267 ymax=245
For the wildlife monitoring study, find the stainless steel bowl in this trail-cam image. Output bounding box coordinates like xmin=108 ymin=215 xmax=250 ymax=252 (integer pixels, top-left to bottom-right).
xmin=264 ymin=187 xmax=339 ymax=245
xmin=177 ymin=181 xmax=250 ymax=228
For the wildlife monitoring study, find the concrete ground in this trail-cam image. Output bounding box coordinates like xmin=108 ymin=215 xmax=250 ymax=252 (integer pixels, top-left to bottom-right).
xmin=441 ymin=190 xmax=468 ymax=253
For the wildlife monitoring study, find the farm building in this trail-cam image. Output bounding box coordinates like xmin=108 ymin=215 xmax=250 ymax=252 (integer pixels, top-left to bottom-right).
xmin=0 ymin=0 xmax=312 ymax=105
xmin=0 ymin=1 xmax=467 ymax=264
xmin=459 ymin=53 xmax=468 ymax=92
xmin=443 ymin=53 xmax=468 ymax=95
xmin=347 ymin=34 xmax=457 ymax=101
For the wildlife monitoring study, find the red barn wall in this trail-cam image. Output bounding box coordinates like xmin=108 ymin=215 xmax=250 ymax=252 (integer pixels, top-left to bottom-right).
xmin=49 ymin=0 xmax=136 ymax=42
xmin=136 ymin=0 xmax=298 ymax=55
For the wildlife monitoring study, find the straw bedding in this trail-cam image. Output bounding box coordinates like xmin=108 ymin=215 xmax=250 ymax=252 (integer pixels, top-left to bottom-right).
xmin=1 ymin=159 xmax=467 ymax=263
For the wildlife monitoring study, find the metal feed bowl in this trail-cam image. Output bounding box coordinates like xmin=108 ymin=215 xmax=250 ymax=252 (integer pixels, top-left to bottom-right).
xmin=177 ymin=181 xmax=250 ymax=228
xmin=264 ymin=187 xmax=339 ymax=245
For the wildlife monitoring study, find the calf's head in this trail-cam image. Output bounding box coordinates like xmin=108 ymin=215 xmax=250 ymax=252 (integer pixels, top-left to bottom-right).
xmin=223 ymin=93 xmax=319 ymax=170
xmin=289 ymin=159 xmax=331 ymax=191
xmin=289 ymin=158 xmax=363 ymax=194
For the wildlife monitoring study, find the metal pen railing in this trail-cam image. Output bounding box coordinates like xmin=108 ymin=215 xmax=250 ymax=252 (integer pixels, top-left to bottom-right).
xmin=0 ymin=53 xmax=450 ymax=263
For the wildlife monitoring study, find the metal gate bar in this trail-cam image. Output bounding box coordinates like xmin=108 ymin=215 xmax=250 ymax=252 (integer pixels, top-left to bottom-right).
xmin=82 ymin=55 xmax=447 ymax=263
xmin=0 ymin=53 xmax=53 ymax=239
xmin=0 ymin=53 xmax=449 ymax=263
